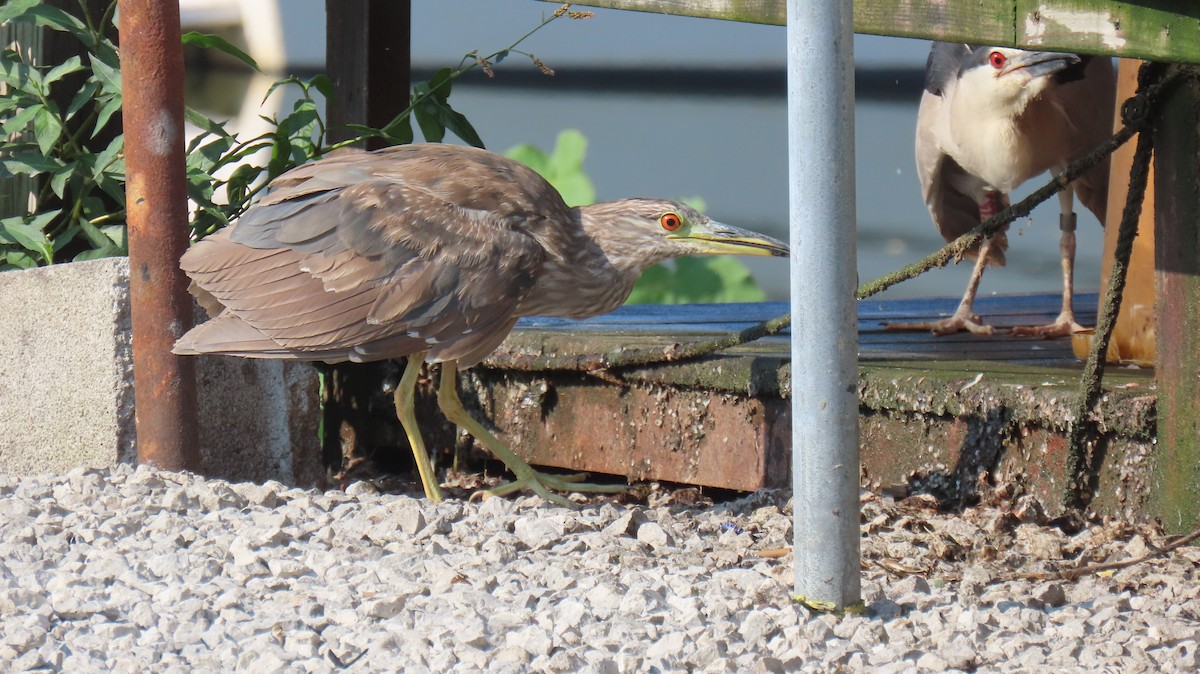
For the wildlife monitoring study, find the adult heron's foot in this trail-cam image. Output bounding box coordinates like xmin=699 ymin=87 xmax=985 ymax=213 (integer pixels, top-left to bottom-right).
xmin=1010 ymin=312 xmax=1088 ymax=338
xmin=885 ymin=307 xmax=996 ymax=336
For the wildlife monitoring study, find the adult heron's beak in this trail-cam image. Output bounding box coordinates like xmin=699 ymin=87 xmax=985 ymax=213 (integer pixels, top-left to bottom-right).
xmin=1002 ymin=51 xmax=1079 ymax=79
xmin=673 ymin=221 xmax=790 ymax=257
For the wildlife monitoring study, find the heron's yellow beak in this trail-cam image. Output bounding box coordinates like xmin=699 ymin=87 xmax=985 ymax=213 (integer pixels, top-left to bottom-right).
xmin=671 ymin=221 xmax=790 ymax=257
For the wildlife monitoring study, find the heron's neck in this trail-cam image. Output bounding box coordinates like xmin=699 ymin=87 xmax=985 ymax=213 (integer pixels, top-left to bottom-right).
xmin=946 ymin=77 xmax=1053 ymax=192
xmin=515 ymin=203 xmax=651 ymax=319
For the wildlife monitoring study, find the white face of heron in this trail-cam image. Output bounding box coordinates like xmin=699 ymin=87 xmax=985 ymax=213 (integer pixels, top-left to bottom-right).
xmin=953 ymin=47 xmax=1078 ymax=118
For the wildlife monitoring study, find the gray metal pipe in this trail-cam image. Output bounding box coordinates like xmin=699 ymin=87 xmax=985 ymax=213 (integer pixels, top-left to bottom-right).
xmin=787 ymin=0 xmax=862 ymax=609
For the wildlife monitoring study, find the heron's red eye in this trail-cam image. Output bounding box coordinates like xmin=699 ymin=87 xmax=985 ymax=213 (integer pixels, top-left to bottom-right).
xmin=660 ymin=212 xmax=682 ymax=231
xmin=989 ymin=51 xmax=1006 ymax=69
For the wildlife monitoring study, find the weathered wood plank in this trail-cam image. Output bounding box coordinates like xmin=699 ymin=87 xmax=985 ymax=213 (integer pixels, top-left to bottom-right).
xmin=541 ymin=0 xmax=1200 ymax=64
xmin=1017 ymin=1 xmax=1200 ymax=63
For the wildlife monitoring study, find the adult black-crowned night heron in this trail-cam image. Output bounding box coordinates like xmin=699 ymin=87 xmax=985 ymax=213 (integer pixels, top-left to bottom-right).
xmin=174 ymin=143 xmax=788 ymax=505
xmin=890 ymin=43 xmax=1114 ymax=336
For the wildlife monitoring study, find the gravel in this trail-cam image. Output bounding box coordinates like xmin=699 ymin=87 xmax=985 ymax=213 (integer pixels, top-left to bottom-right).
xmin=2 ymin=464 xmax=1199 ymax=672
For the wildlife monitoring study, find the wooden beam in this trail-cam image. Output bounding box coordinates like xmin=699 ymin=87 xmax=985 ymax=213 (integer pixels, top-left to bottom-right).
xmin=541 ymin=1 xmax=1200 ymax=64
xmin=1152 ymin=65 xmax=1200 ymax=533
xmin=322 ymin=1 xmax=417 ymax=483
xmin=325 ymin=0 xmax=412 ymax=149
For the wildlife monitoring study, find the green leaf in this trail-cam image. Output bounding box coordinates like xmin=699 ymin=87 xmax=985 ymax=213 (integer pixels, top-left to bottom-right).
xmin=181 ymin=32 xmax=261 ymax=72
xmin=99 ymin=224 xmax=127 ymax=249
xmin=32 ymin=105 xmax=64 ymax=155
xmin=3 ymin=250 xmax=39 ymax=270
xmin=64 ymin=80 xmax=101 ymax=120
xmin=73 ymin=246 xmax=123 ymax=262
xmin=413 ymin=102 xmax=445 ymax=143
xmin=223 ymin=164 xmax=258 ymax=210
xmin=91 ymin=95 xmax=122 ymax=138
xmin=505 ymin=130 xmax=593 ymax=206
xmin=550 ymin=173 xmax=594 ymax=208
xmin=49 ymin=163 xmax=74 ymax=199
xmin=547 ymin=129 xmax=587 ymax=177
xmin=78 ymin=218 xmax=119 ymax=249
xmin=267 ymin=135 xmax=293 ymax=181
xmin=310 ymin=74 xmax=334 ymax=100
xmin=1 ymin=211 xmax=59 ymax=263
xmin=504 ymin=144 xmax=549 ymax=174
xmin=377 ymin=116 xmax=414 ymax=146
xmin=435 ymin=104 xmax=484 ymax=149
xmin=43 ymin=55 xmax=83 ymax=85
xmin=184 ymin=106 xmax=234 ymax=140
xmin=88 ymin=53 xmax=121 ymax=96
xmin=1 ymin=103 xmax=43 ymax=135
xmin=426 ymin=67 xmax=454 ymax=103
xmin=0 ymin=0 xmax=41 ymax=24
xmin=626 ymin=257 xmax=765 ymax=305
xmin=0 ymin=49 xmax=42 ymax=95
xmin=93 ymin=133 xmax=124 ymax=173
xmin=0 ymin=150 xmax=63 ymax=177
xmin=24 ymin=4 xmax=93 ymax=47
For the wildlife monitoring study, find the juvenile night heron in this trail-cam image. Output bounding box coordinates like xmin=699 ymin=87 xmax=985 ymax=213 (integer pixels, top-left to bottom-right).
xmin=174 ymin=143 xmax=788 ymax=505
xmin=890 ymin=43 xmax=1114 ymax=335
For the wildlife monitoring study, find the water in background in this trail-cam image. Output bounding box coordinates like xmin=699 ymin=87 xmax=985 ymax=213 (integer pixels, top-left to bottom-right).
xmin=184 ymin=2 xmax=1108 ymax=303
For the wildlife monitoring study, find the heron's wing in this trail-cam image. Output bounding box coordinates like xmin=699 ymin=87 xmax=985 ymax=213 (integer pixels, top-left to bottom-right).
xmin=178 ymin=146 xmax=558 ymax=365
xmin=1055 ymin=56 xmax=1116 ymax=226
xmin=915 ymin=89 xmax=1008 ymax=265
xmin=924 ymin=42 xmax=972 ymax=96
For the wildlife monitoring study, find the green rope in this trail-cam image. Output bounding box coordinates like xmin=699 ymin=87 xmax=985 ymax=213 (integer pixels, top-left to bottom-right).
xmin=1064 ymin=123 xmax=1153 ymax=507
xmin=1063 ymin=63 xmax=1190 ymax=507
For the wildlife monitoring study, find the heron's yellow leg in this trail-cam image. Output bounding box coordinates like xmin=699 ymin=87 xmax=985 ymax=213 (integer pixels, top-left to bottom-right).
xmin=393 ymin=355 xmax=444 ymax=503
xmin=436 ymin=362 xmax=626 ymax=507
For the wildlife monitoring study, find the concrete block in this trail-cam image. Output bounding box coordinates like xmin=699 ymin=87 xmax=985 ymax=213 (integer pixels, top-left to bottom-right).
xmin=0 ymin=257 xmax=137 ymax=473
xmin=0 ymin=257 xmax=322 ymax=484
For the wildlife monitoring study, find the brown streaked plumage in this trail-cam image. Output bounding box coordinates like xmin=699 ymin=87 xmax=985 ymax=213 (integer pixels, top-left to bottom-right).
xmin=174 ymin=143 xmax=788 ymax=505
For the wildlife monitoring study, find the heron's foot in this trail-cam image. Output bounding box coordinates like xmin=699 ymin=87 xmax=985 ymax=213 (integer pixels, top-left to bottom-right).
xmin=436 ymin=361 xmax=626 ymax=508
xmin=477 ymin=468 xmax=627 ymax=507
xmin=1010 ymin=313 xmax=1088 ymax=338
xmin=885 ymin=309 xmax=996 ymax=336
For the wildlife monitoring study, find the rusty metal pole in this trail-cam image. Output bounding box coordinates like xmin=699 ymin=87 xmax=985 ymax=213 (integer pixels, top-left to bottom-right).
xmin=118 ymin=0 xmax=201 ymax=470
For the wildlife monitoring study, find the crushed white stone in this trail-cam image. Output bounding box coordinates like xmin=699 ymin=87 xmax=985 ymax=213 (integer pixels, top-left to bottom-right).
xmin=1 ymin=464 xmax=1198 ymax=672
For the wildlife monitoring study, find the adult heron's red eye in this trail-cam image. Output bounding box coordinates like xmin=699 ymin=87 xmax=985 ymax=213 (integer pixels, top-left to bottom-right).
xmin=989 ymin=51 xmax=1007 ymax=69
xmin=660 ymin=212 xmax=682 ymax=231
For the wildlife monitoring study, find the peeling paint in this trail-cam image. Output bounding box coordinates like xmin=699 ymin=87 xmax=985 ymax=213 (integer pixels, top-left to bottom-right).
xmin=1025 ymin=5 xmax=1127 ymax=50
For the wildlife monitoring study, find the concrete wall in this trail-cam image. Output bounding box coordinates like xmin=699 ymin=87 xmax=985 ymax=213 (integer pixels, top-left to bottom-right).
xmin=0 ymin=257 xmax=323 ymax=485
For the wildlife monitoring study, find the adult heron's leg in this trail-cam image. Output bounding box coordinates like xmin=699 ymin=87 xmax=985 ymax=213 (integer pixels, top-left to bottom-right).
xmin=885 ymin=237 xmax=998 ymax=336
xmin=393 ymin=354 xmax=444 ymax=503
xmin=435 ymin=361 xmax=625 ymax=507
xmin=1011 ymin=188 xmax=1088 ymax=337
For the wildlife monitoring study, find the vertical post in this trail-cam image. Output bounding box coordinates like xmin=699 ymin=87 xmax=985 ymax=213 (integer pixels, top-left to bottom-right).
xmin=1153 ymin=65 xmax=1200 ymax=534
xmin=325 ymin=0 xmax=412 ymax=148
xmin=788 ymin=0 xmax=861 ymax=609
xmin=118 ymin=0 xmax=200 ymax=470
xmin=321 ymin=1 xmax=414 ymax=476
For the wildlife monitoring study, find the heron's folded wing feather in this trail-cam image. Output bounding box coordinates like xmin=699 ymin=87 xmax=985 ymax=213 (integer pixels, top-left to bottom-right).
xmin=179 ymin=149 xmax=553 ymax=362
xmin=1056 ymin=56 xmax=1116 ymax=226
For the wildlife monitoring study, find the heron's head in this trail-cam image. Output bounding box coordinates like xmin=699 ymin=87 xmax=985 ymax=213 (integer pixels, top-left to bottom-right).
xmin=579 ymin=198 xmax=789 ymax=273
xmin=953 ymin=47 xmax=1080 ymax=116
